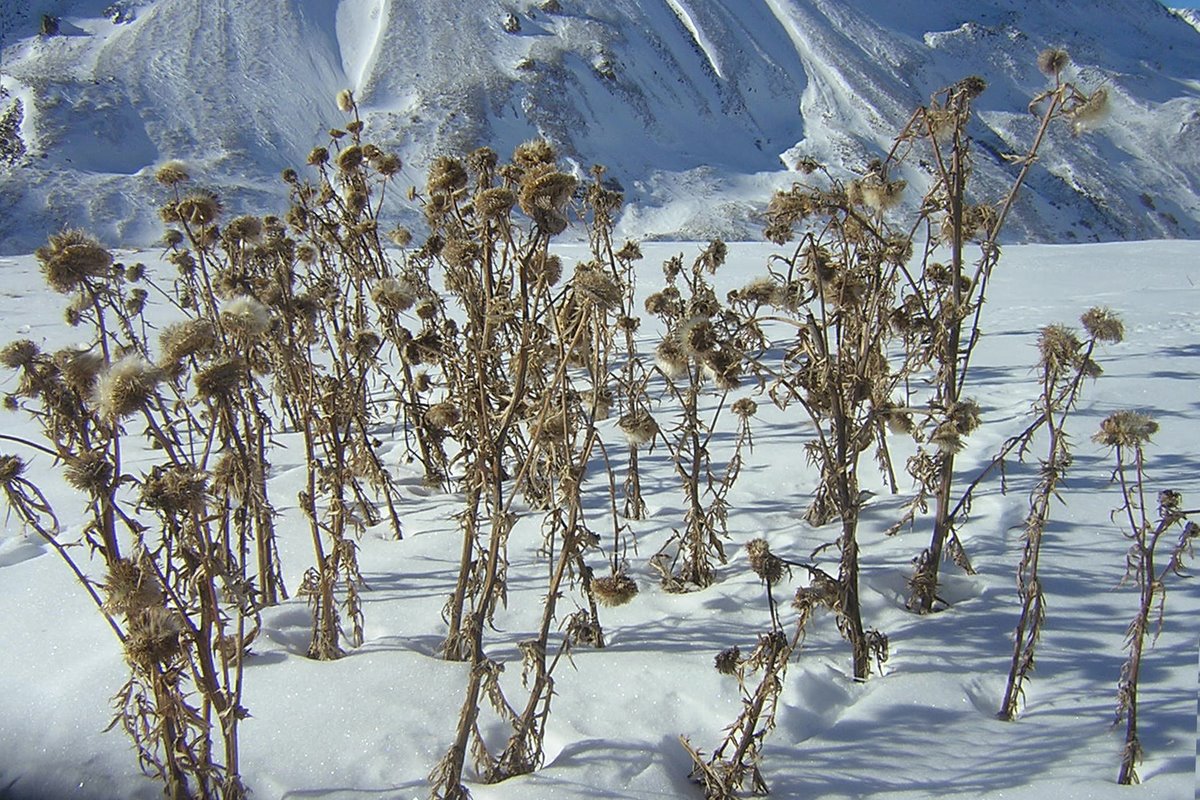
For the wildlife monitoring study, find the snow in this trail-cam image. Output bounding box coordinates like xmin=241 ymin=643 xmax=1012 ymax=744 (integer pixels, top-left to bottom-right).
xmin=2 ymin=0 xmax=1200 ymax=251
xmin=1 ymin=240 xmax=1198 ymax=799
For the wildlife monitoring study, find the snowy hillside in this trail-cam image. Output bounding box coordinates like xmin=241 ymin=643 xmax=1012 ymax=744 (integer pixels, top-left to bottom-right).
xmin=1 ymin=0 xmax=1200 ymax=252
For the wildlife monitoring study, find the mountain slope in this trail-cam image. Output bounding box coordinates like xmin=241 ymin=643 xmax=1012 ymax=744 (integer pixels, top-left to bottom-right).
xmin=1 ymin=0 xmax=1199 ymax=251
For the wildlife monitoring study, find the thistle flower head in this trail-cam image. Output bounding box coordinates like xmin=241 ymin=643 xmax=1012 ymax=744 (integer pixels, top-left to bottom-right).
xmin=95 ymin=354 xmax=161 ymax=419
xmin=172 ymin=191 xmax=222 ymax=227
xmin=140 ymin=464 xmax=208 ymax=516
xmin=1 ymin=339 xmax=40 ymax=370
xmin=592 ymin=573 xmax=639 ymax=607
xmin=1037 ymin=48 xmax=1070 ymax=78
xmin=194 ymin=357 xmax=245 ymax=399
xmin=746 ymin=538 xmax=785 ymax=585
xmin=336 ymin=88 xmax=355 ymax=113
xmin=0 ymin=454 xmax=25 ymax=485
xmin=65 ymin=449 xmax=114 ymax=494
xmin=154 ymin=160 xmax=189 ymax=186
xmin=1093 ymin=410 xmax=1158 ymax=448
xmin=618 ymin=410 xmax=659 ymax=447
xmin=221 ymin=295 xmax=272 ymax=338
xmin=56 ymin=348 xmax=105 ymax=396
xmin=35 ymin=230 xmax=113 ymax=293
xmin=371 ymin=277 xmax=416 ymax=312
xmin=1080 ymin=306 xmax=1124 ymax=344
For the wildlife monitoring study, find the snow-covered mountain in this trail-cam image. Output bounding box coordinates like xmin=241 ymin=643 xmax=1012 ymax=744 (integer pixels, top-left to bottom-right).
xmin=1 ymin=0 xmax=1199 ymax=252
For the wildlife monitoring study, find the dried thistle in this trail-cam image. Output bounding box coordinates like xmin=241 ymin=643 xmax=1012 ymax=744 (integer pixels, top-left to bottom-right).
xmin=745 ymin=539 xmax=784 ymax=585
xmin=1081 ymin=306 xmax=1124 ymax=344
xmin=95 ymin=354 xmax=161 ymax=420
xmin=1037 ymin=48 xmax=1070 ymax=78
xmin=592 ymin=573 xmax=639 ymax=607
xmin=64 ymin=449 xmax=114 ymax=494
xmin=35 ymin=230 xmax=113 ymax=293
xmin=221 ymin=295 xmax=272 ymax=338
xmin=1 ymin=339 xmax=40 ymax=369
xmin=154 ymin=160 xmax=189 ymax=186
xmin=1094 ymin=411 xmax=1158 ymax=448
xmin=619 ymin=410 xmax=659 ymax=447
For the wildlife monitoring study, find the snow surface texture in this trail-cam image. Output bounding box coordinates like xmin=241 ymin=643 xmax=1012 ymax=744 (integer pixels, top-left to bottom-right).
xmin=2 ymin=0 xmax=1200 ymax=252
xmin=0 ymin=241 xmax=1198 ymax=799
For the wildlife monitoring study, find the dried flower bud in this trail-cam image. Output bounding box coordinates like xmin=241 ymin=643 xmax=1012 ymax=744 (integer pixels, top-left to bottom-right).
xmin=1 ymin=339 xmax=40 ymax=369
xmin=1093 ymin=410 xmax=1157 ymax=448
xmin=0 ymin=454 xmax=25 ymax=485
xmin=155 ymin=160 xmax=189 ymax=186
xmin=746 ymin=538 xmax=785 ymax=584
xmin=425 ymin=402 xmax=461 ymax=430
xmin=194 ymin=357 xmax=245 ymax=399
xmin=427 ymin=156 xmax=469 ymax=196
xmin=336 ymin=88 xmax=354 ymax=112
xmin=619 ymin=410 xmax=659 ymax=447
xmin=95 ymin=355 xmax=161 ymax=419
xmin=221 ymin=295 xmax=272 ymax=338
xmin=714 ymin=646 xmax=741 ymax=675
xmin=592 ymin=573 xmax=639 ymax=607
xmin=35 ymin=230 xmax=113 ymax=293
xmin=371 ymin=277 xmax=416 ymax=312
xmin=1080 ymin=306 xmax=1124 ymax=344
xmin=1038 ymin=48 xmax=1070 ymax=77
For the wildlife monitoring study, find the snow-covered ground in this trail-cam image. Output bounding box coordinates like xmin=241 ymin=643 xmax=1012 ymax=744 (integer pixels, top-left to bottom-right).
xmin=1 ymin=240 xmax=1197 ymax=799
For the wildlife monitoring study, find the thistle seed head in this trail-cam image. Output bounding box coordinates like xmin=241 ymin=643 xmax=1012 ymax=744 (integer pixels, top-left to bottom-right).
xmin=65 ymin=449 xmax=114 ymax=494
xmin=618 ymin=410 xmax=659 ymax=447
xmin=592 ymin=573 xmax=639 ymax=607
xmin=124 ymin=606 xmax=186 ymax=670
xmin=513 ymin=139 xmax=557 ymax=170
xmin=1080 ymin=306 xmax=1124 ymax=344
xmin=140 ymin=464 xmax=208 ymax=516
xmin=35 ymin=230 xmax=113 ymax=293
xmin=714 ymin=646 xmax=741 ymax=675
xmin=1038 ymin=324 xmax=1082 ymax=372
xmin=95 ymin=354 xmax=161 ymax=419
xmin=336 ymin=88 xmax=355 ymax=113
xmin=0 ymin=454 xmax=25 ymax=485
xmin=221 ymin=295 xmax=272 ymax=338
xmin=655 ymin=337 xmax=689 ymax=380
xmin=155 ymin=160 xmax=189 ymax=186
xmin=474 ymin=187 xmax=516 ymax=221
xmin=425 ymin=401 xmax=461 ymax=430
xmin=55 ymin=348 xmax=105 ymax=396
xmin=194 ymin=357 xmax=245 ymax=399
xmin=732 ymin=397 xmax=757 ymax=419
xmin=746 ymin=538 xmax=785 ymax=584
xmin=572 ymin=268 xmax=622 ymax=310
xmin=102 ymin=558 xmax=164 ymax=617
xmin=173 ymin=191 xmax=222 ymax=227
xmin=1093 ymin=410 xmax=1158 ymax=448
xmin=371 ymin=277 xmax=417 ymax=312
xmin=1037 ymin=48 xmax=1070 ymax=78
xmin=159 ymin=319 xmax=217 ymax=367
xmin=427 ymin=156 xmax=469 ymax=196
xmin=1 ymin=339 xmax=40 ymax=370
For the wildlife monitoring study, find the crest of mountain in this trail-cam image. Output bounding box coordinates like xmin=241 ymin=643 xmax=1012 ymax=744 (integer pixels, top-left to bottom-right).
xmin=0 ymin=0 xmax=1198 ymax=252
